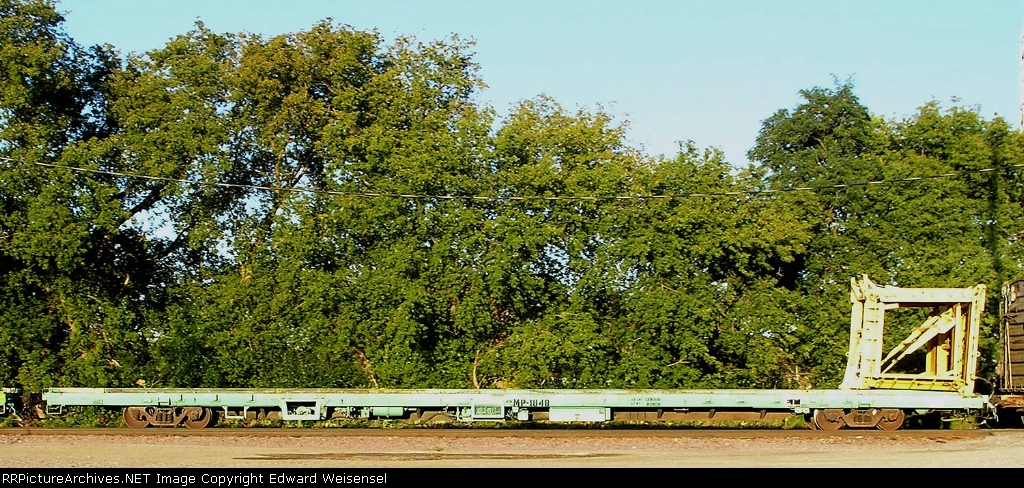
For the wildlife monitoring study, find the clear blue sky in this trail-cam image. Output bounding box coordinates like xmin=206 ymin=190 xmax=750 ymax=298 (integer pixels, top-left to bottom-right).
xmin=56 ymin=0 xmax=1023 ymax=167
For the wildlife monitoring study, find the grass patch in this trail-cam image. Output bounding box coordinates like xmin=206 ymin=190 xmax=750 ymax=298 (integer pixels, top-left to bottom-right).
xmin=942 ymin=416 xmax=979 ymax=430
xmin=34 ymin=406 xmax=121 ymax=428
xmin=782 ymin=415 xmax=812 ymax=430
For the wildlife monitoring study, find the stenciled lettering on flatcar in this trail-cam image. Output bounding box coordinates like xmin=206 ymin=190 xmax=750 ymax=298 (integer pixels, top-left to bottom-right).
xmin=629 ymin=397 xmax=662 ymax=407
xmin=509 ymin=398 xmax=550 ymax=408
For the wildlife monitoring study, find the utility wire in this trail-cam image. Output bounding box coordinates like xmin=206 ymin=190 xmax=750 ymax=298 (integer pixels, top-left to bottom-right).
xmin=2 ymin=156 xmax=1021 ymax=202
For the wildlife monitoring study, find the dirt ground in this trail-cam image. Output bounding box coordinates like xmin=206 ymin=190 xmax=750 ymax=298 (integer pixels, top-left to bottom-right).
xmin=2 ymin=428 xmax=1024 ymax=468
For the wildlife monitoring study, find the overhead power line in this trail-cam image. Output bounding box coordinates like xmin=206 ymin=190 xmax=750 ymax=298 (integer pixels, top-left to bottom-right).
xmin=1 ymin=156 xmax=1021 ymax=202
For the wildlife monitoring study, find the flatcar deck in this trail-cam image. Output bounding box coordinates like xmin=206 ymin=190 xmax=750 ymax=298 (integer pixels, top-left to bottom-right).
xmin=41 ymin=387 xmax=991 ymax=430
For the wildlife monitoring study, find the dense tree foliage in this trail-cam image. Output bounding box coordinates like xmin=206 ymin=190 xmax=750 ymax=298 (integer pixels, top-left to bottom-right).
xmin=2 ymin=0 xmax=1022 ymax=391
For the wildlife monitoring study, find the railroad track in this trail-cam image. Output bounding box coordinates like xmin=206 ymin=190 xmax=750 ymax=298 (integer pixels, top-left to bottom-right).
xmin=0 ymin=427 xmax=996 ymax=439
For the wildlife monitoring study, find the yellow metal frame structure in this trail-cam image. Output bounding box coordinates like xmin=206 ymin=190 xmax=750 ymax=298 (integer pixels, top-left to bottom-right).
xmin=840 ymin=275 xmax=986 ymax=396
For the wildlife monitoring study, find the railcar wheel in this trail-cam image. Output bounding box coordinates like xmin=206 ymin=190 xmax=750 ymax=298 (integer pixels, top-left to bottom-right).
xmin=876 ymin=409 xmax=905 ymax=431
xmin=123 ymin=407 xmax=150 ymax=429
xmin=813 ymin=409 xmax=845 ymax=431
xmin=182 ymin=407 xmax=216 ymax=429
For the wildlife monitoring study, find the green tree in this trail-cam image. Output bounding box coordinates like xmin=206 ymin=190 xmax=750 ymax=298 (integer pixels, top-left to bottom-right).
xmin=748 ymin=81 xmax=891 ymax=386
xmin=475 ymin=97 xmax=637 ymax=388
xmin=152 ymin=23 xmax=501 ymax=388
xmin=749 ymin=81 xmax=1024 ymax=386
xmin=592 ymin=143 xmax=809 ymax=388
xmin=873 ymin=102 xmax=1024 ymax=378
xmin=0 ymin=0 xmax=161 ymax=389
